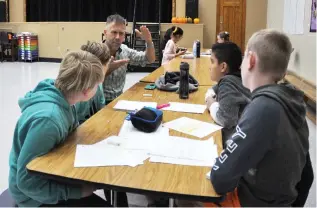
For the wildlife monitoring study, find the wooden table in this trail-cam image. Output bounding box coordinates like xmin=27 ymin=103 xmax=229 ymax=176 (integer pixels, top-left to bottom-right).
xmin=140 ymin=56 xmax=216 ymax=86
xmin=284 ymin=74 xmax=316 ymax=103
xmin=27 ymin=82 xmax=223 ymax=203
xmin=284 ymin=73 xmax=316 ymax=124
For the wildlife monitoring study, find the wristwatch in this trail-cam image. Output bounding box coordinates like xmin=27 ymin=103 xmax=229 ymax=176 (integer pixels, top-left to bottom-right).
xmin=145 ymin=41 xmax=154 ymax=48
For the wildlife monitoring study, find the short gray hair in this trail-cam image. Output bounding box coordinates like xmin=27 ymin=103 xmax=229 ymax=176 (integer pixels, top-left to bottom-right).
xmin=106 ymin=14 xmax=127 ymax=27
xmin=247 ymin=29 xmax=292 ymax=81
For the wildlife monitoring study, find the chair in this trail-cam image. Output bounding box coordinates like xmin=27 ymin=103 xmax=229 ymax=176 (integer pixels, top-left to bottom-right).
xmin=292 ymin=153 xmax=314 ymax=207
xmin=0 ymin=32 xmax=9 ymax=61
xmin=0 ymin=189 xmax=17 ymax=207
xmin=0 ymin=31 xmax=4 ymax=62
xmin=0 ymin=31 xmax=17 ymax=62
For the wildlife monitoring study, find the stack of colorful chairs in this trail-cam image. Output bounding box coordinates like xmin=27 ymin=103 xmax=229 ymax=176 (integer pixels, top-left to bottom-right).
xmin=17 ymin=32 xmax=39 ymax=62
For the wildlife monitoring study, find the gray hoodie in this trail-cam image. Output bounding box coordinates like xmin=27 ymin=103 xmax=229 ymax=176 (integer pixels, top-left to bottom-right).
xmin=210 ymin=83 xmax=309 ymax=207
xmin=212 ymin=74 xmax=251 ymax=144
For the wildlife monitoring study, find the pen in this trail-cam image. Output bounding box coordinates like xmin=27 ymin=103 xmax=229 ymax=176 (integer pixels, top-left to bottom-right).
xmin=157 ymin=103 xmax=170 ymax=109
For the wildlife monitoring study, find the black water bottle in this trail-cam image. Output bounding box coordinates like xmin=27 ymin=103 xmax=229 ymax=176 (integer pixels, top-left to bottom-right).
xmin=179 ymin=62 xmax=190 ymax=99
xmin=196 ymin=40 xmax=201 ymax=58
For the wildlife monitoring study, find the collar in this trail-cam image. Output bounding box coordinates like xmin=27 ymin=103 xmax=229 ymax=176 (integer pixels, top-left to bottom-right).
xmin=113 ymin=46 xmax=122 ymax=57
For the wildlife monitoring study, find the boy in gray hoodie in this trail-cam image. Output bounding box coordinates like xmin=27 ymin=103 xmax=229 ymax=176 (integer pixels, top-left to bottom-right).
xmin=208 ymin=29 xmax=310 ymax=207
xmin=205 ymin=42 xmax=251 ymax=145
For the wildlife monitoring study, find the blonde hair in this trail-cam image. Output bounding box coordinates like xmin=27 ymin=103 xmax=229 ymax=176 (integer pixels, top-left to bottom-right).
xmin=80 ymin=41 xmax=111 ymax=65
xmin=55 ymin=51 xmax=104 ymax=95
xmin=247 ymin=29 xmax=292 ymax=81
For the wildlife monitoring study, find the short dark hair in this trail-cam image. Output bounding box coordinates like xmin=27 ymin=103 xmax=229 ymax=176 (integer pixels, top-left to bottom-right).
xmin=218 ymin=31 xmax=230 ymax=41
xmin=211 ymin=42 xmax=242 ymax=74
xmin=106 ymin=14 xmax=126 ymax=26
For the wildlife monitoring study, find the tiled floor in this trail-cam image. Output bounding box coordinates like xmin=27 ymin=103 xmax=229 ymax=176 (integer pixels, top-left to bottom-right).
xmin=0 ymin=62 xmax=316 ymax=207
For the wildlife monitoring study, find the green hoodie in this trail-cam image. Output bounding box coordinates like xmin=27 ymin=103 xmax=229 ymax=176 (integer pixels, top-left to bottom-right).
xmin=9 ymin=79 xmax=82 ymax=207
xmin=75 ymin=84 xmax=105 ymax=124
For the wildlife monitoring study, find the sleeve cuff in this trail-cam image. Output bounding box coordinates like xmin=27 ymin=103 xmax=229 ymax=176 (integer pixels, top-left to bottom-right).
xmin=209 ymin=102 xmax=222 ymax=125
xmin=205 ymin=88 xmax=216 ymax=102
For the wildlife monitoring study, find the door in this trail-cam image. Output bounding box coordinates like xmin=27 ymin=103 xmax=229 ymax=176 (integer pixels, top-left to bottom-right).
xmin=216 ymin=0 xmax=246 ymax=51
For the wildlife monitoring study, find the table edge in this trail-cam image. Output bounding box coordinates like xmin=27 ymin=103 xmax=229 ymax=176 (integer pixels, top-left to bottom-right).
xmin=27 ymin=168 xmax=224 ymax=203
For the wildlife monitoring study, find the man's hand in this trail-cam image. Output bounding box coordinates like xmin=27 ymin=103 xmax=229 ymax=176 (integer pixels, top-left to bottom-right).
xmin=105 ymin=56 xmax=130 ymax=76
xmin=206 ymin=95 xmax=217 ymax=110
xmin=135 ymin=26 xmax=152 ymax=43
xmin=108 ymin=56 xmax=130 ymax=70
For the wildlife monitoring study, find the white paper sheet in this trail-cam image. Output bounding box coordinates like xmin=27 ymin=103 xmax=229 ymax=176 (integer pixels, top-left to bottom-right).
xmin=295 ymin=0 xmax=305 ymax=34
xmin=163 ymin=117 xmax=222 ymax=138
xmin=181 ymin=54 xmax=210 ymax=59
xmin=76 ymin=120 xmax=220 ymax=168
xmin=105 ymin=134 xmax=159 ymax=152
xmin=74 ymin=143 xmax=149 ymax=168
xmin=162 ymin=102 xmax=206 ymax=114
xmin=283 ymin=0 xmax=305 ymax=34
xmin=150 ymin=136 xmax=217 ymax=159
xmin=113 ymin=100 xmax=157 ymax=111
xmin=149 ymin=137 xmax=218 ymax=167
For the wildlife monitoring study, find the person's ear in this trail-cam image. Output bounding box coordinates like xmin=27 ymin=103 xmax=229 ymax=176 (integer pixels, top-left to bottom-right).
xmin=248 ymin=51 xmax=256 ymax=71
xmin=220 ymin=62 xmax=228 ymax=74
xmin=82 ymin=88 xmax=91 ymax=97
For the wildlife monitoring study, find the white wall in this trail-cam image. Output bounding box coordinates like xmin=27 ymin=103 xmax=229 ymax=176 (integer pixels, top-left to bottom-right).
xmin=267 ymin=0 xmax=316 ymax=84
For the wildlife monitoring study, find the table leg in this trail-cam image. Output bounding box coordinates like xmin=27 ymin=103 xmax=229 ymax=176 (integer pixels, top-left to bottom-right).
xmin=169 ymin=198 xmax=174 ymax=207
xmin=113 ymin=191 xmax=118 ymax=207
xmin=110 ymin=190 xmax=113 ymax=206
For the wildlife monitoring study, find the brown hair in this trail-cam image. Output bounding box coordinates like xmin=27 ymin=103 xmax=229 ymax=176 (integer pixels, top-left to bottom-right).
xmin=55 ymin=51 xmax=104 ymax=95
xmin=80 ymin=41 xmax=111 ymax=65
xmin=247 ymin=29 xmax=292 ymax=81
xmin=218 ymin=31 xmax=230 ymax=41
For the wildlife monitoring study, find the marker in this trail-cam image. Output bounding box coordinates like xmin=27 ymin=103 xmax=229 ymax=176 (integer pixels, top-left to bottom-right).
xmin=157 ymin=103 xmax=170 ymax=109
xmin=143 ymin=94 xmax=153 ymax=97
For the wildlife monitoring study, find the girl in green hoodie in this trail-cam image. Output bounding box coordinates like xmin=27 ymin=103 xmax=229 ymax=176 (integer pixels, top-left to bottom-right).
xmin=9 ymin=51 xmax=110 ymax=207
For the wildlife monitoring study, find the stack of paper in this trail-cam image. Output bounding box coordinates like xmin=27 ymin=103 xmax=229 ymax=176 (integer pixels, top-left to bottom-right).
xmin=74 ymin=118 xmax=221 ymax=168
xmin=163 ymin=117 xmax=223 ymax=138
xmin=74 ymin=136 xmax=150 ymax=168
xmin=149 ymin=136 xmax=218 ymax=167
xmin=117 ymin=120 xmax=169 ymax=151
xmin=74 ymin=121 xmax=170 ymax=168
xmin=162 ymin=102 xmax=206 ymax=114
xmin=113 ymin=100 xmax=157 ymax=111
